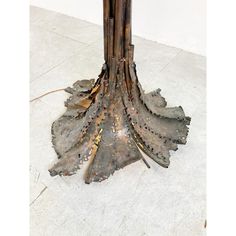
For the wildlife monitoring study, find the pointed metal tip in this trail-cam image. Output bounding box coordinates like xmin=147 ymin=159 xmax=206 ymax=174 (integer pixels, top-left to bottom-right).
xmin=48 ymin=169 xmax=58 ymax=177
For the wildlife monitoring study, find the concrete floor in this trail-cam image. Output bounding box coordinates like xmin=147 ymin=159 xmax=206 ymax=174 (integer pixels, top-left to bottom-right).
xmin=30 ymin=6 xmax=206 ymax=236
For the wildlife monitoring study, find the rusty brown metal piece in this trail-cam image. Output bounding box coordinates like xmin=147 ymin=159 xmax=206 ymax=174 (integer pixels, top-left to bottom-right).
xmin=49 ymin=0 xmax=191 ymax=183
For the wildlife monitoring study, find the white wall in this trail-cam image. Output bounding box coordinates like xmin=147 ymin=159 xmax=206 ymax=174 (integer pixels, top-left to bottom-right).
xmin=30 ymin=0 xmax=206 ymax=56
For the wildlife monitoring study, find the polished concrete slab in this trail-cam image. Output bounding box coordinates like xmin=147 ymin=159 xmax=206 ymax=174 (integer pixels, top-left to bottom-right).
xmin=30 ymin=6 xmax=206 ymax=236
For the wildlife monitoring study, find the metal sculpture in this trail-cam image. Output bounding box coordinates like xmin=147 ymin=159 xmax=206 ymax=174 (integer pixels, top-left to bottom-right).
xmin=49 ymin=0 xmax=191 ymax=184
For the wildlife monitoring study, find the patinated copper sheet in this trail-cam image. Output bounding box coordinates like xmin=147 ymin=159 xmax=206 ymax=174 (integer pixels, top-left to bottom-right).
xmin=49 ymin=0 xmax=191 ymax=183
xmin=49 ymin=63 xmax=190 ymax=183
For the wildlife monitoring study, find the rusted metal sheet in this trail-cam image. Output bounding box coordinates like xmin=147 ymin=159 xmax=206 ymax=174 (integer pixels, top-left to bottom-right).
xmin=49 ymin=0 xmax=191 ymax=183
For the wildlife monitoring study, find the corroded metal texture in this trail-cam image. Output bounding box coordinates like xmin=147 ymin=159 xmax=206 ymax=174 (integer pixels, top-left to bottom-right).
xmin=49 ymin=0 xmax=191 ymax=183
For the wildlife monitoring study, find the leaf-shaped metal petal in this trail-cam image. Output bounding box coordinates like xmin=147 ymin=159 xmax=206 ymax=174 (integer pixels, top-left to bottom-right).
xmin=85 ymin=94 xmax=142 ymax=183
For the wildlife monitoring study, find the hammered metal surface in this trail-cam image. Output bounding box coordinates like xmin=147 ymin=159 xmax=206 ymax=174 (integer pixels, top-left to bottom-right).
xmin=49 ymin=62 xmax=190 ymax=182
xmin=49 ymin=0 xmax=191 ymax=183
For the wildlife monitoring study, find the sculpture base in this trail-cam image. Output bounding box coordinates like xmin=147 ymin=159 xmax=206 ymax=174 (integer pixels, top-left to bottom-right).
xmin=49 ymin=62 xmax=190 ymax=184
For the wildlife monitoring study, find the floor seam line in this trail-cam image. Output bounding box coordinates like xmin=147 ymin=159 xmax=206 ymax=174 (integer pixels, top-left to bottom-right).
xmin=30 ymin=40 xmax=103 ymax=83
xmin=159 ymin=49 xmax=183 ymax=73
xmin=32 ymin=24 xmax=100 ymax=45
xmin=30 ymin=186 xmax=48 ymax=206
